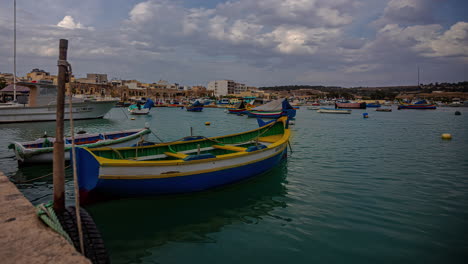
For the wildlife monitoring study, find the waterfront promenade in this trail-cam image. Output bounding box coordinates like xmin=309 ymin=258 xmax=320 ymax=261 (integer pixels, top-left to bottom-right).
xmin=0 ymin=172 xmax=89 ymax=264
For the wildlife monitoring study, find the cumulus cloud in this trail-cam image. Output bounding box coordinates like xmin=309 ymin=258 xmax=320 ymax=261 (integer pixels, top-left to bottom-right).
xmin=373 ymin=0 xmax=436 ymax=26
xmin=419 ymin=22 xmax=468 ymax=59
xmin=57 ymin=15 xmax=94 ymax=30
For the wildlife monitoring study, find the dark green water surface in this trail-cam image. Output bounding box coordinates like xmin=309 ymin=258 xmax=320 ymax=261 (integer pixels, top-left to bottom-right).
xmin=1 ymin=107 xmax=467 ymax=263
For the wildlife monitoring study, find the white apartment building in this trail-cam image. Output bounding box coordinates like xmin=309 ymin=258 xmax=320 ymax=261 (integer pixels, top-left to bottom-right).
xmin=207 ymin=80 xmax=247 ymax=96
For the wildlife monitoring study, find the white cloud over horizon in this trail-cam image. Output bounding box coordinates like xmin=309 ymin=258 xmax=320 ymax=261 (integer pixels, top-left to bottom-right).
xmin=0 ymin=0 xmax=466 ymax=87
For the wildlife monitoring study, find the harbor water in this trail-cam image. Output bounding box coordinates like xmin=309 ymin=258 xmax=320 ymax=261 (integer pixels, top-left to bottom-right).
xmin=1 ymin=106 xmax=467 ymax=264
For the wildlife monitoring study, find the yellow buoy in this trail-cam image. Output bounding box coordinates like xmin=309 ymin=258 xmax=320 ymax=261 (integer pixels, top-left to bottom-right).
xmin=205 ymin=122 xmax=211 ymax=126
xmin=441 ymin=133 xmax=452 ymax=140
xmin=131 ymin=117 xmax=135 ymax=120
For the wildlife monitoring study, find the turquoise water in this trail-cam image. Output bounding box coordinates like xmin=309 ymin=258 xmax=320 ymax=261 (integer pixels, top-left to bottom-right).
xmin=1 ymin=107 xmax=467 ymax=263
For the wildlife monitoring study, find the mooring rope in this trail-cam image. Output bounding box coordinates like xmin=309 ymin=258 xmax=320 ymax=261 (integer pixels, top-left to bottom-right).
xmin=37 ymin=202 xmax=73 ymax=244
xmin=11 ymin=165 xmax=71 ymax=184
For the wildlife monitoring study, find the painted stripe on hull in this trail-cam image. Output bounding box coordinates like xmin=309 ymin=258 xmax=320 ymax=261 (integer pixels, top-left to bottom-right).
xmin=91 ymin=148 xmax=287 ymax=196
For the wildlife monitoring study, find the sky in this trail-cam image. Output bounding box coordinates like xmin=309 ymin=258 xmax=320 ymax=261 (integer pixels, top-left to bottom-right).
xmin=0 ymin=0 xmax=467 ymax=87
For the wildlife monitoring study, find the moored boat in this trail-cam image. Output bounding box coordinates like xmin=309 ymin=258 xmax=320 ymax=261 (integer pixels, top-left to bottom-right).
xmin=0 ymin=82 xmax=117 ymax=123
xmin=128 ymin=99 xmax=154 ymax=115
xmin=376 ymin=108 xmax=392 ymax=112
xmin=74 ymin=116 xmax=291 ymax=203
xmin=246 ymin=98 xmax=296 ymax=119
xmin=186 ymin=100 xmax=204 ymax=112
xmin=335 ymin=101 xmax=366 ymax=109
xmin=366 ymin=102 xmax=381 ymax=108
xmin=227 ymin=100 xmax=248 ymax=114
xmin=398 ymin=100 xmax=436 ymax=110
xmin=9 ymin=127 xmax=151 ymax=164
xmin=317 ymin=108 xmax=351 ymax=114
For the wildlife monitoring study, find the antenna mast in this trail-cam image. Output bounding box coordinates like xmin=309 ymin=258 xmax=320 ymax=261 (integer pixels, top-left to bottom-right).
xmin=13 ymin=0 xmax=17 ymax=101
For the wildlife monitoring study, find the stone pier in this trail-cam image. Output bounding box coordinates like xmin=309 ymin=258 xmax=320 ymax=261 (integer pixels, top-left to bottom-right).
xmin=0 ymin=172 xmax=90 ymax=264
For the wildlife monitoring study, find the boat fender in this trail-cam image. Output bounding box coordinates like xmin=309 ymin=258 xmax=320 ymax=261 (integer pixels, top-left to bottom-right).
xmin=58 ymin=206 xmax=110 ymax=264
xmin=441 ymin=133 xmax=452 ymax=140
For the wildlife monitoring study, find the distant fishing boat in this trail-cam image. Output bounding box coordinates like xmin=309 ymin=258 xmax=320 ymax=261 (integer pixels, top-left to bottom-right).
xmin=128 ymin=99 xmax=154 ymax=115
xmin=9 ymin=127 xmax=151 ymax=164
xmin=246 ymin=98 xmax=296 ymax=119
xmin=317 ymin=108 xmax=351 ymax=114
xmin=74 ymin=116 xmax=291 ymax=203
xmin=398 ymin=100 xmax=436 ymax=110
xmin=186 ymin=100 xmax=204 ymax=112
xmin=335 ymin=101 xmax=366 ymax=109
xmin=376 ymin=108 xmax=392 ymax=112
xmin=227 ymin=101 xmax=248 ymax=114
xmin=307 ymin=106 xmax=320 ymax=110
xmin=366 ymin=102 xmax=381 ymax=108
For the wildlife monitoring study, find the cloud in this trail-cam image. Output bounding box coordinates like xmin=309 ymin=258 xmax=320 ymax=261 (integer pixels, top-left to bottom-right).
xmin=57 ymin=15 xmax=94 ymax=30
xmin=418 ymin=22 xmax=468 ymax=59
xmin=0 ymin=0 xmax=466 ymax=87
xmin=373 ymin=0 xmax=436 ymax=26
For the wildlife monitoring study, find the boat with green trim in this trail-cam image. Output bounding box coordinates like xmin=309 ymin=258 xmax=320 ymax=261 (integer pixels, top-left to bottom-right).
xmin=9 ymin=127 xmax=151 ymax=165
xmin=74 ymin=116 xmax=291 ymax=203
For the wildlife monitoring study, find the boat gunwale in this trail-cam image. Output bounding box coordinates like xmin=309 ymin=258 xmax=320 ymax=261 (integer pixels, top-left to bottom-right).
xmin=11 ymin=128 xmax=151 ymax=154
xmin=98 ymin=143 xmax=288 ymax=179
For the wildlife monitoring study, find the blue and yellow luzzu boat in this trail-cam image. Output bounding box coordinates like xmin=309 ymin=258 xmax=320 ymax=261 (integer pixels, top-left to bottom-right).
xmin=75 ymin=116 xmax=291 ymax=203
xmin=246 ymin=98 xmax=296 ymax=119
xmin=398 ymin=100 xmax=437 ymax=110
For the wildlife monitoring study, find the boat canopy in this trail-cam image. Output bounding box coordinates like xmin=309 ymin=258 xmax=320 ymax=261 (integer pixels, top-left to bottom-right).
xmin=233 ymin=100 xmax=246 ymax=109
xmin=143 ymin=98 xmax=154 ymax=109
xmin=252 ymin=98 xmax=293 ymax=111
xmin=191 ymin=100 xmax=204 ymax=107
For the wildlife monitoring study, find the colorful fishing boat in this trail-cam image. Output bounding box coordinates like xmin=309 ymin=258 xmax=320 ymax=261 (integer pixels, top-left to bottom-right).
xmin=376 ymin=108 xmax=392 ymax=112
xmin=128 ymin=99 xmax=154 ymax=115
xmin=398 ymin=100 xmax=437 ymax=110
xmin=9 ymin=127 xmax=151 ymax=165
xmin=317 ymin=108 xmax=351 ymax=114
xmin=335 ymin=101 xmax=366 ymax=109
xmin=74 ymin=116 xmax=291 ymax=203
xmin=246 ymin=98 xmax=296 ymax=119
xmin=366 ymin=102 xmax=381 ymax=108
xmin=186 ymin=101 xmax=204 ymax=112
xmin=227 ymin=101 xmax=248 ymax=114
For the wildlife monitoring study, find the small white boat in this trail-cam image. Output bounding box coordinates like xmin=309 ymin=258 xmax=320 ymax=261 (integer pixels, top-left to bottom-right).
xmin=128 ymin=99 xmax=154 ymax=115
xmin=307 ymin=106 xmax=320 ymax=110
xmin=0 ymin=82 xmax=117 ymax=123
xmin=317 ymin=108 xmax=351 ymax=114
xmin=9 ymin=127 xmax=151 ymax=164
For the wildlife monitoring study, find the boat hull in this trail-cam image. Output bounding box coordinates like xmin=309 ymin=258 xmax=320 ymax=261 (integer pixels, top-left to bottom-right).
xmin=186 ymin=107 xmax=203 ymax=112
xmin=77 ymin=143 xmax=287 ymax=203
xmin=129 ymin=108 xmax=150 ymax=115
xmin=317 ymin=108 xmax=351 ymax=114
xmin=227 ymin=109 xmax=247 ymax=114
xmin=0 ymin=100 xmax=117 ymax=123
xmin=11 ymin=129 xmax=150 ymax=164
xmin=335 ymin=102 xmax=366 ymax=109
xmin=398 ymin=104 xmax=436 ymax=109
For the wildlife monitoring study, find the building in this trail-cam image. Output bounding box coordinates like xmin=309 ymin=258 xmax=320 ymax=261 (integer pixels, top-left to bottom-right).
xmin=207 ymin=80 xmax=248 ymax=97
xmin=87 ymin=73 xmax=108 ymax=84
xmin=25 ymin=69 xmax=57 ymax=84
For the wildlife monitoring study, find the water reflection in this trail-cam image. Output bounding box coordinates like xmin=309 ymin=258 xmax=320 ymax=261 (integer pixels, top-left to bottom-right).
xmin=86 ymin=161 xmax=289 ymax=264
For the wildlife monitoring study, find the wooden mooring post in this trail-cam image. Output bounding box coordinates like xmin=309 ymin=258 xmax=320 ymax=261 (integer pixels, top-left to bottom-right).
xmin=53 ymin=39 xmax=68 ymax=213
